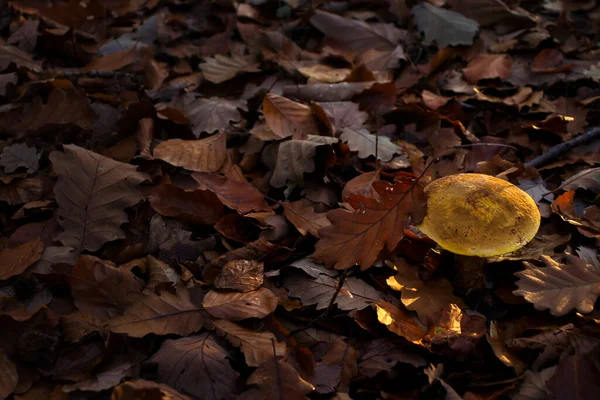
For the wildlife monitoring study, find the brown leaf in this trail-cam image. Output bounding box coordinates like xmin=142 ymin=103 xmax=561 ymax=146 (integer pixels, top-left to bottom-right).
xmin=203 ymin=287 xmax=278 ymax=320
xmin=83 ymin=48 xmax=139 ymax=72
xmin=320 ymin=338 xmax=359 ymax=393
xmin=71 ymin=255 xmax=143 ymax=320
xmin=136 ymin=118 xmax=154 ymax=160
xmin=412 ymin=3 xmax=479 ymax=47
xmin=312 ymin=101 xmax=368 ymax=135
xmin=283 ymin=200 xmax=331 ymax=237
xmin=340 ymin=128 xmax=407 ymax=162
xmin=463 ymin=54 xmax=513 ymax=83
xmin=153 ymin=134 xmax=227 ymax=173
xmin=150 ymin=332 xmax=239 ymax=400
xmin=137 ymin=256 xmax=180 ymax=294
xmin=108 ymin=287 xmax=204 ymax=337
xmin=199 ymin=51 xmax=261 ymax=84
xmin=358 ymin=338 xmax=425 ymax=378
xmin=239 ymin=359 xmax=314 ymax=400
xmin=63 ymin=360 xmax=133 ymax=393
xmin=386 ymin=260 xmax=466 ymax=323
xmin=0 ymin=44 xmax=41 ymax=71
xmin=0 ymin=143 xmax=41 ymax=174
xmin=214 ymin=319 xmax=287 ymax=367
xmin=61 ymin=311 xmax=105 ymax=342
xmin=284 ymin=272 xmax=382 ymax=310
xmin=513 ymin=253 xmax=600 ymax=316
xmin=559 ymin=167 xmax=600 ymax=193
xmin=49 ymin=144 xmax=149 ymax=253
xmin=0 ymin=89 xmax=96 ymax=137
xmin=547 ymin=344 xmax=600 ymax=399
xmin=0 ymin=240 xmax=43 ymax=281
xmin=421 ymin=90 xmax=452 ymax=110
xmin=375 ymin=301 xmax=426 ymax=345
xmin=0 ymin=175 xmax=50 ymax=205
xmin=263 ymin=93 xmax=319 ymax=140
xmin=149 ymin=184 xmax=224 ymax=225
xmin=313 ymin=174 xmax=426 ymax=270
xmin=215 ymin=214 xmax=260 ymax=243
xmin=296 ymin=64 xmax=351 ymax=83
xmin=214 ymin=260 xmax=264 ymax=292
xmin=111 ymin=379 xmax=193 ymax=400
xmin=341 ymin=170 xmax=380 ymax=201
xmin=0 ymin=350 xmax=18 ymax=399
xmin=487 ymin=321 xmax=527 ymax=375
xmin=192 ymin=172 xmax=271 ymax=214
xmin=531 ymin=48 xmax=571 ymax=73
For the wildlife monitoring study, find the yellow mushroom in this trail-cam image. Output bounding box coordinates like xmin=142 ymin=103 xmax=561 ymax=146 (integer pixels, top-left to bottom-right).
xmin=416 ymin=173 xmax=541 ymax=257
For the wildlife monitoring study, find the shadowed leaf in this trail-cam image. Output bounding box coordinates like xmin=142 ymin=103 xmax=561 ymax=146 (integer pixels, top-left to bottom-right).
xmin=203 ymin=287 xmax=278 ymax=320
xmin=0 ymin=239 xmax=43 ymax=281
xmin=283 ymin=200 xmax=331 ymax=237
xmin=149 ymin=184 xmax=224 ymax=225
xmin=0 ymin=143 xmax=41 ymax=174
xmin=239 ymin=359 xmax=314 ymax=400
xmin=263 ymin=93 xmax=319 ymax=140
xmin=412 ymin=3 xmax=479 ymax=47
xmin=111 ymin=379 xmax=193 ymax=400
xmin=340 ymin=128 xmax=407 ymax=162
xmin=154 ymin=134 xmax=227 ymax=173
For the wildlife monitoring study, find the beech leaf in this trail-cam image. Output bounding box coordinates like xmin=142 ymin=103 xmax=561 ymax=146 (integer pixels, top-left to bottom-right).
xmin=203 ymin=287 xmax=278 ymax=320
xmin=513 ymin=253 xmax=600 ymax=316
xmin=239 ymin=359 xmax=315 ymax=400
xmin=149 ymin=184 xmax=224 ymax=225
xmin=0 ymin=143 xmax=41 ymax=174
xmin=313 ymin=101 xmax=368 ymax=135
xmin=0 ymin=239 xmax=43 ymax=281
xmin=340 ymin=127 xmax=407 ymax=162
xmin=214 ymin=260 xmax=264 ymax=292
xmin=49 ymin=144 xmax=149 ymax=253
xmin=313 ymin=174 xmax=426 ymax=270
xmin=463 ymin=54 xmax=513 ymax=83
xmin=150 ymin=332 xmax=239 ymax=400
xmin=412 ymin=3 xmax=479 ymax=47
xmin=283 ymin=199 xmax=331 ymax=237
xmin=153 ymin=134 xmax=227 ymax=173
xmin=263 ymin=93 xmax=319 ymax=140
xmin=112 ymin=379 xmax=193 ymax=400
xmin=199 ymin=52 xmax=261 ymax=84
xmin=214 ymin=319 xmax=287 ymax=367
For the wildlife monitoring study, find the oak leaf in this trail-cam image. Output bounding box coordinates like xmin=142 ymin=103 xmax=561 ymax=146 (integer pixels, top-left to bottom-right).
xmin=283 ymin=199 xmax=331 ymax=237
xmin=287 ymin=257 xmax=337 ymax=279
xmin=214 ymin=260 xmax=264 ymax=292
xmin=375 ymin=301 xmax=426 ymax=345
xmin=150 ymin=332 xmax=239 ymax=400
xmin=0 ymin=44 xmax=41 ymax=71
xmin=108 ymin=287 xmax=205 ymax=337
xmin=463 ymin=54 xmax=513 ymax=83
xmin=149 ymin=184 xmax=224 ymax=225
xmin=112 ymin=379 xmax=193 ymax=400
xmin=192 ymin=172 xmax=271 ymax=214
xmin=513 ymin=254 xmax=600 ymax=316
xmin=199 ymin=52 xmax=261 ymax=84
xmin=412 ymin=3 xmax=479 ymax=47
xmin=203 ymin=287 xmax=278 ymax=321
xmin=153 ymin=134 xmax=227 ymax=173
xmin=313 ymin=174 xmax=426 ymax=270
xmin=559 ymin=167 xmax=600 ymax=193
xmin=341 ymin=170 xmax=380 ymax=201
xmin=0 ymin=239 xmax=43 ymax=281
xmin=312 ymin=101 xmax=368 ymax=135
xmin=263 ymin=93 xmax=319 ymax=140
xmin=214 ymin=319 xmax=287 ymax=367
xmin=239 ymin=359 xmax=314 ymax=400
xmin=284 ymin=272 xmax=382 ymax=311
xmin=49 ymin=144 xmax=149 ymax=253
xmin=0 ymin=143 xmax=41 ymax=174
xmin=340 ymin=128 xmax=406 ymax=162
xmin=71 ymin=255 xmax=143 ymax=320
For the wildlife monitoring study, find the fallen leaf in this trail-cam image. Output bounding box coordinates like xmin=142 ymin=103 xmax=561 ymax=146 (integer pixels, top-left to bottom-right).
xmin=463 ymin=54 xmax=513 ymax=83
xmin=421 ymin=90 xmax=452 ymax=110
xmin=513 ymin=253 xmax=600 ymax=316
xmin=341 ymin=170 xmax=380 ymax=201
xmin=62 ymin=360 xmax=133 ymax=392
xmin=283 ymin=200 xmax=331 ymax=237
xmin=284 ymin=272 xmax=382 ymax=310
xmin=386 ymin=260 xmax=465 ymax=323
xmin=296 ymin=64 xmax=351 ymax=83
xmin=199 ymin=52 xmax=261 ymax=84
xmin=0 ymin=240 xmax=43 ymax=281
xmin=0 ymin=44 xmax=41 ymax=71
xmin=111 ymin=379 xmax=193 ymax=400
xmin=515 ymin=367 xmax=556 ymax=400
xmin=154 ymin=134 xmax=227 ymax=173
xmin=239 ymin=358 xmax=314 ymax=400
xmin=486 ymin=321 xmax=527 ymax=375
xmin=547 ymin=344 xmax=600 ymax=399
xmin=0 ymin=350 xmax=18 ymax=400
xmin=203 ymin=287 xmax=278 ymax=320
xmin=320 ymin=338 xmax=359 ymax=392
xmin=0 ymin=175 xmax=50 ymax=205
xmin=214 ymin=319 xmax=287 ymax=367
xmin=313 ymin=174 xmax=426 ymax=270
xmin=263 ymin=93 xmax=319 ymax=140
xmin=192 ymin=172 xmax=271 ymax=214
xmin=0 ymin=143 xmax=41 ymax=174
xmin=531 ymin=48 xmax=571 ymax=74
xmin=214 ymin=260 xmax=264 ymax=292
xmin=358 ymin=338 xmax=426 ymax=378
xmin=559 ymin=167 xmax=600 ymax=192
xmin=340 ymin=128 xmax=406 ymax=162
xmin=412 ymin=2 xmax=479 ymax=47
xmin=71 ymin=255 xmax=143 ymax=320
xmin=149 ymin=184 xmax=224 ymax=225
xmin=375 ymin=301 xmax=426 ymax=345
xmin=150 ymin=332 xmax=239 ymax=400
xmin=312 ymin=101 xmax=368 ymax=135
xmin=108 ymin=287 xmax=205 ymax=337
xmin=49 ymin=144 xmax=149 ymax=253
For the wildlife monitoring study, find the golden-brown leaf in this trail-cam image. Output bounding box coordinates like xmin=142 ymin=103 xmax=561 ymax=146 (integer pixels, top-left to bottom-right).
xmin=199 ymin=52 xmax=261 ymax=84
xmin=111 ymin=379 xmax=193 ymax=400
xmin=283 ymin=200 xmax=331 ymax=237
xmin=239 ymin=359 xmax=314 ymax=400
xmin=214 ymin=260 xmax=264 ymax=292
xmin=154 ymin=134 xmax=227 ymax=173
xmin=375 ymin=301 xmax=426 ymax=345
xmin=0 ymin=239 xmax=43 ymax=281
xmin=463 ymin=54 xmax=513 ymax=83
xmin=203 ymin=287 xmax=278 ymax=321
xmin=263 ymin=93 xmax=319 ymax=140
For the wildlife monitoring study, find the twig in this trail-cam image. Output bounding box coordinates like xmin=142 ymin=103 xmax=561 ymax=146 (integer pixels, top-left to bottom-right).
xmin=525 ymin=126 xmax=600 ymax=169
xmin=288 ymin=267 xmax=349 ymax=335
xmin=45 ymin=70 xmax=141 ymax=80
xmin=271 ymin=338 xmax=283 ymax=400
xmin=452 ymin=143 xmax=517 ymax=151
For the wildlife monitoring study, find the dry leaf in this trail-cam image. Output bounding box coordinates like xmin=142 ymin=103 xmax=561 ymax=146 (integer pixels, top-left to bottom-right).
xmin=340 ymin=128 xmax=407 ymax=162
xmin=312 ymin=101 xmax=368 ymax=135
xmin=0 ymin=239 xmax=43 ymax=281
xmin=463 ymin=54 xmax=513 ymax=83
xmin=313 ymin=174 xmax=426 ymax=270
xmin=515 ymin=367 xmax=556 ymax=400
xmin=192 ymin=172 xmax=271 ymax=214
xmin=547 ymin=345 xmax=600 ymax=399
xmin=150 ymin=332 xmax=239 ymax=400
xmin=108 ymin=287 xmax=205 ymax=337
xmin=320 ymin=338 xmax=359 ymax=393
xmin=0 ymin=350 xmax=17 ymax=400
xmin=0 ymin=143 xmax=41 ymax=174
xmin=149 ymin=184 xmax=224 ymax=225
xmin=358 ymin=338 xmax=425 ymax=378
xmin=412 ymin=3 xmax=479 ymax=47
xmin=559 ymin=167 xmax=600 ymax=192
xmin=200 ymin=52 xmax=261 ymax=84
xmin=287 ymin=257 xmax=338 ymax=279
xmin=49 ymin=144 xmax=149 ymax=253
xmin=214 ymin=260 xmax=264 ymax=292
xmin=71 ymin=255 xmax=143 ymax=320
xmin=487 ymin=321 xmax=527 ymax=375
xmin=239 ymin=359 xmax=314 ymax=400
xmin=296 ymin=64 xmax=351 ymax=83
xmin=154 ymin=134 xmax=227 ymax=173
xmin=341 ymin=170 xmax=380 ymax=201
xmin=111 ymin=379 xmax=193 ymax=400
xmin=386 ymin=260 xmax=465 ymax=323
xmin=283 ymin=200 xmax=331 ymax=237
xmin=263 ymin=93 xmax=319 ymax=140
xmin=375 ymin=301 xmax=426 ymax=345
xmin=203 ymin=287 xmax=278 ymax=320
xmin=214 ymin=319 xmax=287 ymax=367
xmin=62 ymin=360 xmax=133 ymax=393
xmin=514 ymin=253 xmax=600 ymax=316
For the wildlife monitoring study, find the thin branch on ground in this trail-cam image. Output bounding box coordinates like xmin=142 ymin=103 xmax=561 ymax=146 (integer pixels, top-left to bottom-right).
xmin=525 ymin=126 xmax=600 ymax=168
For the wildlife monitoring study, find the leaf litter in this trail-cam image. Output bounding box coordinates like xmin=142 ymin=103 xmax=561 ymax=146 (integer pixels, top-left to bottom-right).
xmin=0 ymin=1 xmax=600 ymax=399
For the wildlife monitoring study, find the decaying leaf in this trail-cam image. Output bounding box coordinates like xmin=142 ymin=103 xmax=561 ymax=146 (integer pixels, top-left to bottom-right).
xmin=358 ymin=338 xmax=426 ymax=378
xmin=149 ymin=184 xmax=224 ymax=225
xmin=514 ymin=253 xmax=600 ymax=316
xmin=0 ymin=239 xmax=43 ymax=281
xmin=203 ymin=287 xmax=278 ymax=320
xmin=412 ymin=3 xmax=479 ymax=47
xmin=559 ymin=167 xmax=600 ymax=192
xmin=313 ymin=101 xmax=368 ymax=135
xmin=463 ymin=54 xmax=513 ymax=83
xmin=375 ymin=301 xmax=426 ymax=345
xmin=340 ymin=128 xmax=407 ymax=162
xmin=263 ymin=93 xmax=319 ymax=140
xmin=150 ymin=332 xmax=239 ymax=400
xmin=214 ymin=260 xmax=264 ymax=292
xmin=214 ymin=319 xmax=287 ymax=367
xmin=313 ymin=174 xmax=426 ymax=270
xmin=239 ymin=358 xmax=314 ymax=400
xmin=62 ymin=360 xmax=133 ymax=393
xmin=111 ymin=379 xmax=193 ymax=400
xmin=49 ymin=144 xmax=149 ymax=253
xmin=0 ymin=350 xmax=17 ymax=400
xmin=283 ymin=199 xmax=331 ymax=237
xmin=154 ymin=134 xmax=227 ymax=173
xmin=0 ymin=143 xmax=41 ymax=174
xmin=199 ymin=52 xmax=261 ymax=84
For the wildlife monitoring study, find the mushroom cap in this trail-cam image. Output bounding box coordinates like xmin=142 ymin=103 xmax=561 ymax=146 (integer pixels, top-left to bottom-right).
xmin=416 ymin=173 xmax=541 ymax=257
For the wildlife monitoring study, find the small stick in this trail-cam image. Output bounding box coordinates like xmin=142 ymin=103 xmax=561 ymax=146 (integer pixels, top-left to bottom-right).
xmin=525 ymin=126 xmax=600 ymax=169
